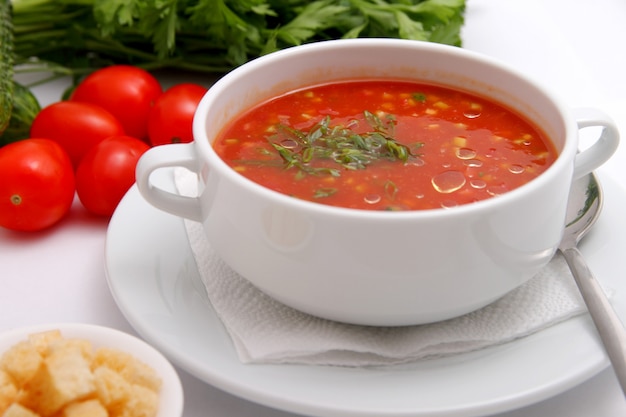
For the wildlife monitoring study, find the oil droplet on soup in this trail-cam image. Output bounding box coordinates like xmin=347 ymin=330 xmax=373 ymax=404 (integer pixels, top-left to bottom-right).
xmin=213 ymin=80 xmax=557 ymax=211
xmin=456 ymin=148 xmax=477 ymax=160
xmin=441 ymin=200 xmax=459 ymax=209
xmin=463 ymin=159 xmax=483 ymax=168
xmin=432 ymin=171 xmax=467 ymax=194
xmin=364 ymin=194 xmax=382 ymax=204
xmin=470 ymin=179 xmax=487 ymax=189
xmin=508 ymin=164 xmax=525 ymax=174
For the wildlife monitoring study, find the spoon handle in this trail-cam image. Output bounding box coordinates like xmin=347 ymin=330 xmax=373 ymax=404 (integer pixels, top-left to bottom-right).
xmin=561 ymin=246 xmax=626 ymax=395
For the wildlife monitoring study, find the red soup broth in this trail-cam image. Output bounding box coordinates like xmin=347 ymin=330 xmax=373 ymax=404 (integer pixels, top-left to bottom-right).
xmin=213 ymin=80 xmax=557 ymax=211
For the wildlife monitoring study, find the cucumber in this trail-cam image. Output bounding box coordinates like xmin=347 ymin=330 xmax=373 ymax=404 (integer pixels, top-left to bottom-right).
xmin=0 ymin=81 xmax=41 ymax=146
xmin=0 ymin=0 xmax=14 ymax=135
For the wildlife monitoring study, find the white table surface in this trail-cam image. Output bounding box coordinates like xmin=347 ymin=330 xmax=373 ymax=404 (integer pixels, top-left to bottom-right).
xmin=2 ymin=0 xmax=626 ymax=416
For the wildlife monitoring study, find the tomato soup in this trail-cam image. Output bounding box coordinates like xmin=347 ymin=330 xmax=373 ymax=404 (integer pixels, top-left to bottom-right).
xmin=213 ymin=80 xmax=557 ymax=211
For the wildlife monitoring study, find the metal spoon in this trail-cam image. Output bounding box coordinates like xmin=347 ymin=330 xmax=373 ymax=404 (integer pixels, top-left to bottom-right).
xmin=559 ymin=172 xmax=626 ymax=394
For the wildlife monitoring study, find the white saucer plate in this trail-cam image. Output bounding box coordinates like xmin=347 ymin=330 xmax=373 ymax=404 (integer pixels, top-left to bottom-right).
xmin=105 ymin=168 xmax=626 ymax=417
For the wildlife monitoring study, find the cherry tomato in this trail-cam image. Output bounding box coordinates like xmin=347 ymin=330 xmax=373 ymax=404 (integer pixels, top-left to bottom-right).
xmin=30 ymin=101 xmax=125 ymax=168
xmin=76 ymin=135 xmax=150 ymax=217
xmin=147 ymin=83 xmax=207 ymax=146
xmin=70 ymin=65 xmax=163 ymax=140
xmin=0 ymin=139 xmax=75 ymax=232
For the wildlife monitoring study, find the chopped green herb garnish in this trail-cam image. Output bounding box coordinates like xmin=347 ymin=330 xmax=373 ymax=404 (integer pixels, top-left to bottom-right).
xmin=313 ymin=188 xmax=338 ymax=198
xmin=412 ymin=92 xmax=427 ymax=102
xmin=384 ymin=180 xmax=399 ymax=200
xmin=267 ymin=111 xmax=421 ymax=176
xmin=257 ymin=148 xmax=273 ymax=156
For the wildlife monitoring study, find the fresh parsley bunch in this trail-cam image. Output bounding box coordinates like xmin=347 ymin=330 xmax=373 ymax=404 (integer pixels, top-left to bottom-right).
xmin=11 ymin=0 xmax=465 ymax=79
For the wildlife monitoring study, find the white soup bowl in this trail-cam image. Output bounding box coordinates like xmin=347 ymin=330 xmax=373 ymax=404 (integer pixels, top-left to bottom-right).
xmin=136 ymin=39 xmax=619 ymax=326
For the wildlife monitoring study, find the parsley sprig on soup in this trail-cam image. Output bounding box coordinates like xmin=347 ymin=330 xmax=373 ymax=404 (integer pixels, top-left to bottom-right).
xmin=213 ymin=80 xmax=556 ymax=211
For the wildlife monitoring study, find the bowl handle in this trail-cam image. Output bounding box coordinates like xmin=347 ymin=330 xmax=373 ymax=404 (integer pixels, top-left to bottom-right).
xmin=572 ymin=107 xmax=620 ymax=179
xmin=135 ymin=143 xmax=203 ymax=222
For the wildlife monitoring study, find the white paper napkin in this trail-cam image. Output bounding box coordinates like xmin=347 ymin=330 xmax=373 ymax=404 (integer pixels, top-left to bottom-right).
xmin=175 ymin=168 xmax=590 ymax=367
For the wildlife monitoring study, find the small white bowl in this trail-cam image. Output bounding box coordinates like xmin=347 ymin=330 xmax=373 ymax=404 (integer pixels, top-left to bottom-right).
xmin=0 ymin=322 xmax=183 ymax=417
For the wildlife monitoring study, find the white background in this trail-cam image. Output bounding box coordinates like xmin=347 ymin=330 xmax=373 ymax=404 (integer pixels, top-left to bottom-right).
xmin=2 ymin=0 xmax=626 ymax=416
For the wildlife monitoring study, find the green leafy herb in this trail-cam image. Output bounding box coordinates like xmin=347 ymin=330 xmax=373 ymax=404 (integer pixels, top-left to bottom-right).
xmin=313 ymin=187 xmax=338 ymax=199
xmin=10 ymin=0 xmax=465 ymax=83
xmin=412 ymin=92 xmax=427 ymax=102
xmin=384 ymin=180 xmax=399 ymax=200
xmin=267 ymin=111 xmax=421 ymax=176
